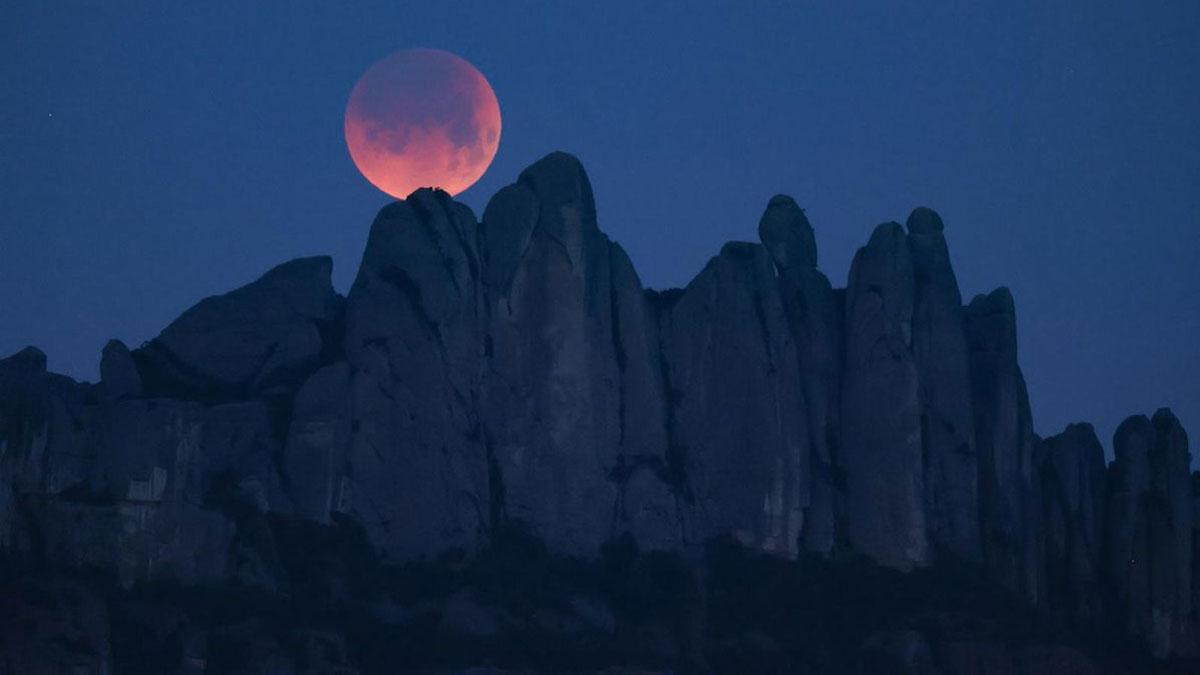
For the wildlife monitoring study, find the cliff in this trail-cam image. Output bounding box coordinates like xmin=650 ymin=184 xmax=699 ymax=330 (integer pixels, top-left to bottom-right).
xmin=0 ymin=152 xmax=1194 ymax=674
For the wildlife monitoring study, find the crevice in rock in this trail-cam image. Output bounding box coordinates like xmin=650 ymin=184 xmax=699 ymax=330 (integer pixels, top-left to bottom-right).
xmin=607 ymin=248 xmax=628 ymax=446
xmin=378 ymin=265 xmax=444 ymax=347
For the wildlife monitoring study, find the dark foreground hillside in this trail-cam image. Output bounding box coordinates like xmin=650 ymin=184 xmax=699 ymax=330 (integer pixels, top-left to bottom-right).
xmin=3 ymin=529 xmax=1197 ymax=674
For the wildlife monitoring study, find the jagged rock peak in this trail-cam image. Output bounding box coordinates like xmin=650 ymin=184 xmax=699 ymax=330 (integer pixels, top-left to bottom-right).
xmin=100 ymin=339 xmax=142 ymax=401
xmin=866 ymin=220 xmax=907 ymax=250
xmin=906 ymin=206 xmax=945 ymax=235
xmin=757 ymin=194 xmax=817 ymax=270
xmin=0 ymin=346 xmax=47 ymax=374
xmin=517 ymin=151 xmax=597 ymax=224
xmin=1152 ymin=407 xmax=1188 ymax=442
xmin=968 ymin=286 xmax=1016 ymax=317
xmin=135 ymin=255 xmax=342 ymax=398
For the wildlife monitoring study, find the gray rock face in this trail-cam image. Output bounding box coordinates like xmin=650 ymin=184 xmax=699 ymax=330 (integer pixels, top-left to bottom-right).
xmin=135 ymin=256 xmax=342 ymax=398
xmin=841 ymin=222 xmax=927 ymax=570
xmin=344 ymin=189 xmax=490 ymax=560
xmin=100 ymin=339 xmax=142 ymax=401
xmin=1037 ymin=423 xmax=1107 ymax=619
xmin=966 ymin=288 xmax=1041 ymax=600
xmin=757 ymin=196 xmax=844 ymax=556
xmin=482 ymin=152 xmax=678 ymax=556
xmin=659 ymin=241 xmax=809 ymax=557
xmin=906 ymin=207 xmax=980 ymax=562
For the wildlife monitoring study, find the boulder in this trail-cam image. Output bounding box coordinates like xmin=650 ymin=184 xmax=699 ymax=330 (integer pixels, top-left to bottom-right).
xmin=757 ymin=194 xmax=817 ymax=270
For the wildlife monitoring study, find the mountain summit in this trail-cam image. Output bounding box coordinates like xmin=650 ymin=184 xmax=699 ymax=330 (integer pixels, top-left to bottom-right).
xmin=1 ymin=153 xmax=1194 ymax=673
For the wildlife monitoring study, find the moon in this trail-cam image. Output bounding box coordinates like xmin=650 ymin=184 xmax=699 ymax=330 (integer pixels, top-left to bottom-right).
xmin=344 ymin=48 xmax=501 ymax=199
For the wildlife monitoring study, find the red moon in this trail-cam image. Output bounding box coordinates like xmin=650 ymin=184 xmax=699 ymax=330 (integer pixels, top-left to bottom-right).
xmin=344 ymin=48 xmax=501 ymax=199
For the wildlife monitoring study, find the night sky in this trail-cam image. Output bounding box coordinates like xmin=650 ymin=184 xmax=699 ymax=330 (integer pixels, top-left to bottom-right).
xmin=2 ymin=2 xmax=1197 ymax=459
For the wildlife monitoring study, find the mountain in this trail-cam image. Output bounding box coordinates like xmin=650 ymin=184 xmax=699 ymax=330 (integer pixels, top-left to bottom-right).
xmin=0 ymin=152 xmax=1195 ymax=674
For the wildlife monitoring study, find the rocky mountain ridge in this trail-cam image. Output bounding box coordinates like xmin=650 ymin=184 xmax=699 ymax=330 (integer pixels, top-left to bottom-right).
xmin=0 ymin=152 xmax=1194 ymax=673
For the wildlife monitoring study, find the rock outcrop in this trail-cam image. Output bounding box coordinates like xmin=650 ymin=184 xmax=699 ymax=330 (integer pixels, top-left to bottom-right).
xmin=967 ymin=288 xmax=1042 ymax=601
xmin=659 ymin=241 xmax=808 ymax=556
xmin=757 ymin=196 xmax=844 ymax=556
xmin=343 ymin=189 xmax=490 ymax=560
xmin=481 ymin=153 xmax=678 ymax=556
xmin=842 ymin=222 xmax=928 ymax=571
xmin=1 ymin=151 xmax=1196 ymax=669
xmin=1036 ymin=424 xmax=1107 ymax=620
xmin=133 ymin=256 xmax=343 ymax=399
xmin=1106 ymin=410 xmax=1194 ymax=657
xmin=907 ymin=207 xmax=980 ymax=562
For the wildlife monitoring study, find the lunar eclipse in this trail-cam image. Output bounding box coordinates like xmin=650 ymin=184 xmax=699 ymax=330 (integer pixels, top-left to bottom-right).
xmin=344 ymin=48 xmax=501 ymax=199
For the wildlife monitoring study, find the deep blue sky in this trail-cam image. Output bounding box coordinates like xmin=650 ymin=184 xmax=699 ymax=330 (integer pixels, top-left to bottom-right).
xmin=2 ymin=2 xmax=1197 ymax=458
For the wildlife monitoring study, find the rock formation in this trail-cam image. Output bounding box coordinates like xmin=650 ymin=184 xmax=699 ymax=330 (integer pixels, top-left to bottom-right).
xmin=967 ymin=288 xmax=1042 ymax=601
xmin=757 ymin=195 xmax=844 ymax=556
xmin=0 ymin=152 xmax=1195 ymax=671
xmin=841 ymin=222 xmax=928 ymax=570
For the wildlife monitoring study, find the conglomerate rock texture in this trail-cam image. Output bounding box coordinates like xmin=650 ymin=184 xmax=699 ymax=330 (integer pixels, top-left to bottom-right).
xmin=1 ymin=152 xmax=1195 ymax=674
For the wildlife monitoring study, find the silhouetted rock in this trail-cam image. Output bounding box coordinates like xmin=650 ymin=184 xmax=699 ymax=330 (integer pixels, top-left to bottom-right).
xmin=1109 ymin=410 xmax=1194 ymax=657
xmin=0 ymin=152 xmax=1195 ymax=670
xmin=344 ymin=189 xmax=490 ymax=560
xmin=842 ymin=222 xmax=927 ymax=570
xmin=0 ymin=346 xmax=94 ymax=498
xmin=1038 ymin=423 xmax=1106 ymax=619
xmin=134 ymin=256 xmax=342 ymax=399
xmin=757 ymin=194 xmax=817 ymax=269
xmin=482 ymin=152 xmax=678 ymax=556
xmin=967 ymin=288 xmax=1041 ymax=601
xmin=757 ymin=196 xmax=844 ymax=556
xmin=659 ymin=241 xmax=809 ymax=556
xmin=100 ymin=338 xmax=142 ymax=400
xmin=907 ymin=207 xmax=980 ymax=562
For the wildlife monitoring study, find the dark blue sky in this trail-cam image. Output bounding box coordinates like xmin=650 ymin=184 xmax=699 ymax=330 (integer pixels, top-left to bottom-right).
xmin=2 ymin=2 xmax=1197 ymax=458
